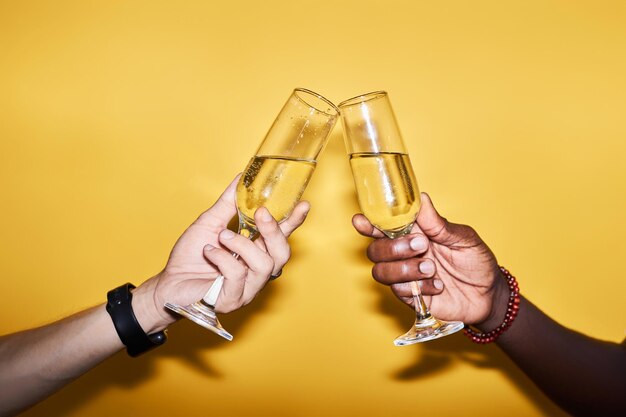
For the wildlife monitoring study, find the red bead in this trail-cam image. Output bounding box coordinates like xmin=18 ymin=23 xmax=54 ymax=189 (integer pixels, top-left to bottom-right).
xmin=465 ymin=265 xmax=520 ymax=345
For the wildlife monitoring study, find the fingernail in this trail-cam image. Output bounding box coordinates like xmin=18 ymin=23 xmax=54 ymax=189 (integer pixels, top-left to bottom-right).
xmin=220 ymin=229 xmax=235 ymax=239
xmin=259 ymin=207 xmax=273 ymax=222
xmin=410 ymin=236 xmax=427 ymax=251
xmin=204 ymin=244 xmax=215 ymax=251
xmin=419 ymin=261 xmax=434 ymax=274
xmin=434 ymin=279 xmax=444 ymax=290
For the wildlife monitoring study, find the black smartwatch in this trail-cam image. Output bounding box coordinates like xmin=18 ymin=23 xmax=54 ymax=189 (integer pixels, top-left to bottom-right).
xmin=106 ymin=283 xmax=167 ymax=357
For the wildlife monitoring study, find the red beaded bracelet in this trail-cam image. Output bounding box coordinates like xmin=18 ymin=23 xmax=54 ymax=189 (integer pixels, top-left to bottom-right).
xmin=463 ymin=266 xmax=520 ymax=344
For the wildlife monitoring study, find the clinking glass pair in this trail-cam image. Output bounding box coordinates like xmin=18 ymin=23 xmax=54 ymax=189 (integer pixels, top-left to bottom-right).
xmin=165 ymin=89 xmax=464 ymax=346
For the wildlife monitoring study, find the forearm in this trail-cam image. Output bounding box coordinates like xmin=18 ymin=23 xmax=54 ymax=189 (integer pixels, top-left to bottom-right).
xmin=0 ymin=304 xmax=123 ymax=416
xmin=0 ymin=281 xmax=164 ymax=417
xmin=480 ymin=296 xmax=626 ymax=416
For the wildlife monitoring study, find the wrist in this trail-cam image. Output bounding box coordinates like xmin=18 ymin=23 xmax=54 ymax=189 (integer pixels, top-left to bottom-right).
xmin=475 ymin=268 xmax=510 ymax=332
xmin=107 ymin=283 xmax=168 ymax=357
xmin=132 ymin=276 xmax=172 ymax=334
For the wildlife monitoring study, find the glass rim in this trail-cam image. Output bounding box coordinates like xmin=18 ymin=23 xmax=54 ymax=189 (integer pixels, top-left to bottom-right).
xmin=293 ymin=88 xmax=340 ymax=117
xmin=338 ymin=91 xmax=388 ymax=108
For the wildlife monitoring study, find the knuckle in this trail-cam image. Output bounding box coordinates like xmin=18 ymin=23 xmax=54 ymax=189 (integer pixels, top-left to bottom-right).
xmin=262 ymin=257 xmax=275 ymax=275
xmin=273 ymin=246 xmax=291 ymax=267
xmin=395 ymin=260 xmax=419 ymax=281
xmin=389 ymin=241 xmax=403 ymax=258
xmin=224 ymin=295 xmax=246 ymax=313
xmin=233 ymin=264 xmax=247 ymax=280
xmin=276 ymin=254 xmax=290 ymax=270
xmin=409 ymin=259 xmax=423 ymax=278
xmin=224 ymin=300 xmax=243 ymax=313
xmin=281 ymin=218 xmax=297 ymax=233
xmin=220 ymin=302 xmax=236 ymax=314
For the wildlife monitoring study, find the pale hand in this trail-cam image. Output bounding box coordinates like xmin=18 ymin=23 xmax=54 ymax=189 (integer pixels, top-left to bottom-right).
xmin=134 ymin=175 xmax=310 ymax=333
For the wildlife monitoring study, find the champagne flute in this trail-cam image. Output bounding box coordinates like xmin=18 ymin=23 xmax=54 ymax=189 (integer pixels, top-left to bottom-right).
xmin=339 ymin=91 xmax=464 ymax=345
xmin=165 ymin=88 xmax=339 ymax=340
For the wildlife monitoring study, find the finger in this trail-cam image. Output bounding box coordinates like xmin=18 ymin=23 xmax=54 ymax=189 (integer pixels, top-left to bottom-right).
xmin=390 ymin=279 xmax=445 ymax=299
xmin=417 ymin=192 xmax=481 ymax=247
xmin=351 ymin=214 xmax=386 ymax=238
xmin=255 ymin=207 xmax=290 ymax=275
xmin=219 ymin=227 xmax=277 ymax=303
xmin=366 ymin=233 xmax=429 ymax=262
xmin=218 ymin=229 xmax=274 ymax=278
xmin=416 ymin=192 xmax=463 ymax=246
xmin=371 ymin=258 xmax=436 ymax=285
xmin=195 ymin=173 xmax=241 ymax=227
xmin=277 ymin=200 xmax=311 ymax=237
xmin=202 ymin=244 xmax=246 ymax=312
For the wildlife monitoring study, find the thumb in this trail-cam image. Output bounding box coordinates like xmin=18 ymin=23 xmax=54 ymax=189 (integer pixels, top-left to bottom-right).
xmin=195 ymin=173 xmax=241 ymax=227
xmin=416 ymin=192 xmax=457 ymax=245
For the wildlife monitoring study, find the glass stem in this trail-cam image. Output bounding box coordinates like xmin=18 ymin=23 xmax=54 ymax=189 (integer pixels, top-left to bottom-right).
xmin=410 ymin=281 xmax=431 ymax=321
xmin=202 ymin=275 xmax=225 ymax=307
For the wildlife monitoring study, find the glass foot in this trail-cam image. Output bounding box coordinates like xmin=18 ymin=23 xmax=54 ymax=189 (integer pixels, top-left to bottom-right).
xmin=394 ymin=315 xmax=464 ymax=346
xmin=165 ymin=301 xmax=233 ymax=341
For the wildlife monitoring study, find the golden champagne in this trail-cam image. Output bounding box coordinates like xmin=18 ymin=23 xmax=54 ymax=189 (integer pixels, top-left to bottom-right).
xmin=349 ymin=152 xmax=420 ymax=237
xmin=236 ymin=156 xmax=316 ymax=234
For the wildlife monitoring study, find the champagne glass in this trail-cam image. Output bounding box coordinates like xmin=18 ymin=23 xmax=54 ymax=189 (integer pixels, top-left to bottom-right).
xmin=339 ymin=91 xmax=464 ymax=345
xmin=165 ymin=88 xmax=339 ymax=340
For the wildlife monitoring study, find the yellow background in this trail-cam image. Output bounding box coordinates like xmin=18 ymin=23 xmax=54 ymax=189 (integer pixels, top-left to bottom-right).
xmin=1 ymin=1 xmax=625 ymax=416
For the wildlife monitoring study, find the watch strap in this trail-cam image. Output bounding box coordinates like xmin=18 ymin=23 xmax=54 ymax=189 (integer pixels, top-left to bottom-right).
xmin=106 ymin=283 xmax=167 ymax=357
